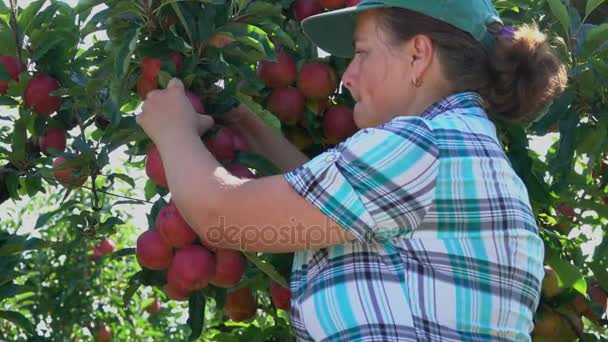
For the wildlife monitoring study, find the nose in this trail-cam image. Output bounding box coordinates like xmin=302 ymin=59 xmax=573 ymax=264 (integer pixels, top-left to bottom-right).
xmin=341 ymin=60 xmax=356 ymax=92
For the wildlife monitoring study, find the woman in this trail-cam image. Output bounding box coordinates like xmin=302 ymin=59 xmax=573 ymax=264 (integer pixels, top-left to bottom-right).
xmin=136 ymin=0 xmax=567 ymax=340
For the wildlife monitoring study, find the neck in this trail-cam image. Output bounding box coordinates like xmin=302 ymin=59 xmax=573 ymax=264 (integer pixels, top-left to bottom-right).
xmin=405 ymin=83 xmax=453 ymax=118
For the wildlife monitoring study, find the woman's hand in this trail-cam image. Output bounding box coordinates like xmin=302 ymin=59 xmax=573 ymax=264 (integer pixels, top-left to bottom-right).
xmin=136 ymin=78 xmax=214 ymax=146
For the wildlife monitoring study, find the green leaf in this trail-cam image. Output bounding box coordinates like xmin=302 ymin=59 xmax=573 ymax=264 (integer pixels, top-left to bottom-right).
xmin=35 ymin=200 xmax=80 ymax=229
xmin=528 ymin=89 xmax=575 ymax=135
xmin=75 ymin=0 xmax=104 ymax=14
xmin=219 ymin=23 xmax=275 ymax=59
xmin=547 ymin=252 xmax=587 ymax=294
xmin=144 ymin=179 xmax=158 ymax=202
xmin=0 ymin=284 xmax=33 ymax=300
xmin=21 ymin=238 xmax=48 ymax=252
xmin=235 ymin=92 xmax=281 ymax=132
xmin=550 ymin=108 xmax=578 ymax=192
xmin=123 ymin=271 xmax=143 ymax=307
xmin=81 ymin=7 xmax=109 ymax=37
xmin=256 ymin=21 xmax=296 ymax=51
xmin=113 ymin=27 xmax=140 ymax=80
xmin=0 ymin=310 xmax=34 ymax=335
xmin=243 ymin=252 xmax=288 ymax=288
xmin=546 ymin=0 xmax=570 ymax=35
xmin=100 ymin=217 xmax=125 ymax=230
xmin=108 ymin=173 xmax=135 ymax=188
xmin=0 ymin=63 xmax=8 ymax=81
xmin=111 ymin=247 xmax=135 ymax=259
xmin=187 ymin=290 xmax=206 ymax=341
xmin=0 ymin=234 xmax=26 ymax=256
xmin=170 ymin=2 xmax=193 ymax=43
xmin=24 ymin=175 xmax=43 ymax=197
xmin=235 ymin=151 xmax=281 ymax=176
xmin=11 ymin=117 xmax=26 ymax=162
xmin=5 ymin=173 xmax=20 ymax=200
xmin=586 ymin=0 xmax=607 ymax=18
xmin=30 ymin=35 xmax=64 ymax=61
xmin=581 ymin=23 xmax=608 ymax=57
xmin=18 ymin=0 xmax=46 ymax=34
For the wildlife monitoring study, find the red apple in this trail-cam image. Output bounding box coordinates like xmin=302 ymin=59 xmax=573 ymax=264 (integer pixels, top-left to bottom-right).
xmin=142 ymin=57 xmax=162 ymax=80
xmin=556 ymin=203 xmax=575 ymax=218
xmin=24 ymin=75 xmax=62 ymax=116
xmin=164 ymin=276 xmax=191 ymax=301
xmin=39 ymin=127 xmax=67 ymax=156
xmin=52 ymin=156 xmax=87 ymax=188
xmin=95 ymin=324 xmax=112 ymax=342
xmin=169 ymin=52 xmax=184 ymax=74
xmin=270 ymin=281 xmax=291 ymax=311
xmin=0 ymin=56 xmax=26 ymax=94
xmin=592 ymin=160 xmax=608 ymax=178
xmin=210 ymin=249 xmax=245 ymax=287
xmin=257 ymin=50 xmax=297 ymax=88
xmin=226 ymin=163 xmax=255 ymax=179
xmin=286 ymin=125 xmax=314 ymax=151
xmin=208 ymin=33 xmax=235 ymax=48
xmin=98 ymin=239 xmax=115 ymax=255
xmin=89 ymin=247 xmax=104 ymax=261
xmin=186 ymin=91 xmax=205 ymax=114
xmin=160 ymin=15 xmax=178 ymax=30
xmin=224 ymin=286 xmax=257 ymax=321
xmin=167 ymin=245 xmax=215 ymax=290
xmin=320 ymin=0 xmax=345 ymax=10
xmin=136 ymin=229 xmax=173 ymax=270
xmin=589 ymin=285 xmax=607 ymax=313
xmin=267 ymin=87 xmax=305 ymax=125
xmin=297 ymin=62 xmax=337 ymax=100
xmin=323 ymin=105 xmax=357 ymax=144
xmin=157 ymin=203 xmax=198 ymax=248
xmin=204 ymin=128 xmax=235 ymax=161
xmin=231 ymin=129 xmax=250 ymax=152
xmin=145 ymin=144 xmax=168 ymax=188
xmin=345 ymin=0 xmax=360 ymax=6
xmin=137 ymin=76 xmax=158 ymax=100
xmin=145 ymin=299 xmax=162 ymax=314
xmin=292 ymin=0 xmax=323 ymax=22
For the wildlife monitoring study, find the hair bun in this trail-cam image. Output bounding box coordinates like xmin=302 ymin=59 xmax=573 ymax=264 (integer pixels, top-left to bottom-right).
xmin=486 ymin=24 xmax=568 ymax=121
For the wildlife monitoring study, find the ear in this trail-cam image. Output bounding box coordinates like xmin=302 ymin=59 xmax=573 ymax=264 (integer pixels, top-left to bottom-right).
xmin=408 ymin=34 xmax=435 ymax=81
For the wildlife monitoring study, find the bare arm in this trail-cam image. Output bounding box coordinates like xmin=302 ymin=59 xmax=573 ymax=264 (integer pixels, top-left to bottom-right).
xmin=223 ymin=105 xmax=310 ymax=172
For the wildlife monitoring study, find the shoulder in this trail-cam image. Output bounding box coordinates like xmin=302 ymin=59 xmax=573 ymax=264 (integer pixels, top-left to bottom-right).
xmin=336 ymin=116 xmax=439 ymax=159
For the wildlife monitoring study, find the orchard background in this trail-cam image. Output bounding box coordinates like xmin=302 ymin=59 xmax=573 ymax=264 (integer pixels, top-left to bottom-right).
xmin=0 ymin=0 xmax=607 ymax=340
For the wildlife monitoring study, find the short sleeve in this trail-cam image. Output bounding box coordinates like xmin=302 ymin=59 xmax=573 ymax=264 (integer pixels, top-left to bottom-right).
xmin=284 ymin=117 xmax=439 ymax=242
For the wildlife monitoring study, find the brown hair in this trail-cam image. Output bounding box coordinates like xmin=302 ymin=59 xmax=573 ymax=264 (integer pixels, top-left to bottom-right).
xmin=376 ymin=8 xmax=568 ymax=122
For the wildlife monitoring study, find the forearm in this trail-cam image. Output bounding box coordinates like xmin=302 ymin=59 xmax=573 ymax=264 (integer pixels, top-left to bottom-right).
xmin=230 ymin=105 xmax=310 ymax=172
xmin=154 ymin=130 xmax=235 ymax=233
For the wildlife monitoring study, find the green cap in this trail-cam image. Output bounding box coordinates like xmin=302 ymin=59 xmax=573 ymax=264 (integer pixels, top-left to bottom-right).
xmin=301 ymin=0 xmax=503 ymax=58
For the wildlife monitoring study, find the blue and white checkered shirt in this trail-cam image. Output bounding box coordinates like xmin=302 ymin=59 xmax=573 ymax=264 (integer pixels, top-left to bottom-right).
xmin=284 ymin=92 xmax=544 ymax=341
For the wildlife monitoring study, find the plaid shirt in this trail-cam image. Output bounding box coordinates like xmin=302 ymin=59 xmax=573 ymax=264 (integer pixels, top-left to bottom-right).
xmin=283 ymin=92 xmax=544 ymax=341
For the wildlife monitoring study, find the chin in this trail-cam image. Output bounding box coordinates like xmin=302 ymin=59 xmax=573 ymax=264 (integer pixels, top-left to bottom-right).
xmin=353 ymin=105 xmax=368 ymax=129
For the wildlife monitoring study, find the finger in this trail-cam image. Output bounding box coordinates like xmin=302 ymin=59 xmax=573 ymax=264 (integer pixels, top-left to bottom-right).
xmin=146 ymin=89 xmax=163 ymax=100
xmin=198 ymin=115 xmax=215 ymax=133
xmin=167 ymin=78 xmax=184 ymax=91
xmin=135 ymin=113 xmax=144 ymax=126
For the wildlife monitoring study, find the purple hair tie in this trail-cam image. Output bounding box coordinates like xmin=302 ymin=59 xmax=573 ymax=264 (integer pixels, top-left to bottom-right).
xmin=498 ymin=25 xmax=515 ymax=40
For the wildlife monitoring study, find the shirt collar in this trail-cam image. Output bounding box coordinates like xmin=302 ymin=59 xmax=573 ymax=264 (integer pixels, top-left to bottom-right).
xmin=419 ymin=92 xmax=487 ymax=120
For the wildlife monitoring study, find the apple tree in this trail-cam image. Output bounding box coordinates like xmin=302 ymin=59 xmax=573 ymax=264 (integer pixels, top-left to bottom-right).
xmin=0 ymin=0 xmax=607 ymax=341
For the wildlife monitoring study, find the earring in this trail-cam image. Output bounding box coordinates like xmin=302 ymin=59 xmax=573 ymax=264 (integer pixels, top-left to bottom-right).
xmin=411 ymin=76 xmax=422 ymax=88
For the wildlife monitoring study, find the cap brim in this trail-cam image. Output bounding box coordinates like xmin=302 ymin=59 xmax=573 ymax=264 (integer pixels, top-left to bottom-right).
xmin=301 ymin=3 xmax=385 ymax=58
